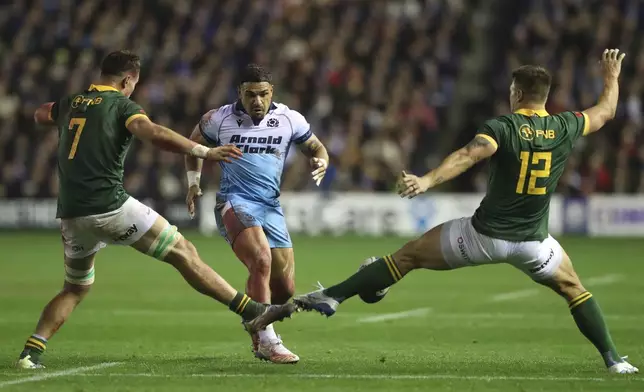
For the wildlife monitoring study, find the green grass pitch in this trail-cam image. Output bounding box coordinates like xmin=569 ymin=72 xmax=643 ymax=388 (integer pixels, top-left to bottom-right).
xmin=0 ymin=232 xmax=642 ymax=391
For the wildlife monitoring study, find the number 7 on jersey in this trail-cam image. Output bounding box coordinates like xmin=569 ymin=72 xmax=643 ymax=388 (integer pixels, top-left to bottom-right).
xmin=67 ymin=118 xmax=86 ymax=159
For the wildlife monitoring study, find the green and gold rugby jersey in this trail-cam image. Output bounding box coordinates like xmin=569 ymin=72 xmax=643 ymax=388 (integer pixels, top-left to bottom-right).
xmin=51 ymin=84 xmax=148 ymax=218
xmin=471 ymin=108 xmax=589 ymax=241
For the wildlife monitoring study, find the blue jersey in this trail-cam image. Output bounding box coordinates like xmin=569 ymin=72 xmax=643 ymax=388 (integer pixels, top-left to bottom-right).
xmin=200 ymin=101 xmax=312 ymax=205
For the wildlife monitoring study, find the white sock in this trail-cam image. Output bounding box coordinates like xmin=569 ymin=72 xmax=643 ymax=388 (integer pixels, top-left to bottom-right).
xmin=258 ymin=324 xmax=278 ymax=343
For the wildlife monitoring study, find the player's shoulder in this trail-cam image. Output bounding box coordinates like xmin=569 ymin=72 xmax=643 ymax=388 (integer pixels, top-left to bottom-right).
xmin=272 ymin=102 xmax=308 ymax=126
xmin=481 ymin=114 xmax=515 ymax=131
xmin=272 ymin=102 xmax=303 ymax=118
xmin=200 ymin=103 xmax=236 ymax=129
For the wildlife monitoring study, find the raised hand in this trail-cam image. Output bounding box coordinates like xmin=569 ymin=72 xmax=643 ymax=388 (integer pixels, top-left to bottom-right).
xmin=600 ymin=48 xmax=626 ymax=80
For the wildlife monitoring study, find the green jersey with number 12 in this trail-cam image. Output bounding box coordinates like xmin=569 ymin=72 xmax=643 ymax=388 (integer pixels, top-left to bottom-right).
xmin=471 ymin=108 xmax=589 ymax=242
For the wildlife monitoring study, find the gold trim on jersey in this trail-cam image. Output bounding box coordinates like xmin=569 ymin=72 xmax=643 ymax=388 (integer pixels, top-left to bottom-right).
xmin=88 ymin=84 xmax=119 ymax=92
xmin=125 ymin=113 xmax=149 ymax=127
xmin=475 ymin=134 xmax=498 ymax=149
xmin=514 ymin=108 xmax=550 ymax=117
xmin=582 ymin=112 xmax=591 ymax=135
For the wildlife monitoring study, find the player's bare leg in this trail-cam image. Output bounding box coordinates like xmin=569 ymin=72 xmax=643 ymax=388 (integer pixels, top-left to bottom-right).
xmin=225 ymin=226 xmax=298 ymax=364
xmin=17 ymin=254 xmax=95 ymax=369
xmin=229 ymin=227 xmax=270 ymax=351
xmin=295 ymin=224 xmax=450 ymax=315
xmin=131 ymin=216 xmax=296 ymax=331
xmin=232 ymin=227 xmax=273 ymax=304
xmin=270 ymin=248 xmax=296 ymax=304
xmin=537 ymin=250 xmax=638 ymax=374
xmin=249 ymin=247 xmax=299 ymax=363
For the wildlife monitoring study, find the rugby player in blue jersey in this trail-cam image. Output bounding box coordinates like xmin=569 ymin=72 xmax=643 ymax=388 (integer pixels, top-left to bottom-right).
xmin=185 ymin=64 xmax=329 ymax=363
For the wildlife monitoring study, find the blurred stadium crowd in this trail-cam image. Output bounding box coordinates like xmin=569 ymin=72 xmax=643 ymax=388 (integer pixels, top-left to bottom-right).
xmin=0 ymin=0 xmax=642 ymax=200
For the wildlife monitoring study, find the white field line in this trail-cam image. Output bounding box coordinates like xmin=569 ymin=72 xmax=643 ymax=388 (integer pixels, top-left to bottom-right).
xmin=491 ymin=274 xmax=624 ymax=302
xmin=585 ymin=274 xmax=624 ymax=286
xmin=40 ymin=372 xmax=644 ymax=383
xmin=490 ymin=289 xmax=538 ymax=302
xmin=357 ymin=308 xmax=432 ymax=323
xmin=0 ymin=362 xmax=121 ymax=389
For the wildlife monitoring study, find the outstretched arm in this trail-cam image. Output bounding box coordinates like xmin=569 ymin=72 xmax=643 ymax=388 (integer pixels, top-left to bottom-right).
xmin=583 ymin=49 xmax=625 ymax=135
xmin=398 ymin=135 xmax=497 ymax=198
xmin=127 ymin=116 xmax=211 ymax=158
xmin=298 ymin=134 xmax=330 ymax=186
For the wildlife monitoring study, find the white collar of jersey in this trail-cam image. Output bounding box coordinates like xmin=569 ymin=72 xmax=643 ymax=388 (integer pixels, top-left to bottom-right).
xmin=514 ymin=108 xmax=549 ymax=117
xmin=88 ymin=84 xmax=119 ymax=92
xmin=233 ymin=100 xmax=278 ymax=116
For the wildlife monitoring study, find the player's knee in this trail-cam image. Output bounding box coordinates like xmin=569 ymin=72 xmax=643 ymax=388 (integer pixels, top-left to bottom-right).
xmin=166 ymin=237 xmax=200 ymax=268
xmin=246 ymin=247 xmax=272 ymax=277
xmin=271 ymin=277 xmax=295 ymax=304
xmin=547 ymin=272 xmax=586 ymax=301
xmin=64 ymin=263 xmax=95 ymax=298
xmin=62 ymin=281 xmax=91 ymax=301
xmin=395 ymin=238 xmax=425 ymax=270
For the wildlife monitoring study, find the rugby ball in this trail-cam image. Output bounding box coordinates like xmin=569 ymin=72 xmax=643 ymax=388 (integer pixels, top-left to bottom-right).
xmin=358 ymin=256 xmax=390 ymax=304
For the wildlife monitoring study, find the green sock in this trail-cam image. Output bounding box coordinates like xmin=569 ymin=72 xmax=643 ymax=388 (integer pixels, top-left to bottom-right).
xmin=20 ymin=334 xmax=47 ymax=361
xmin=325 ymin=255 xmax=402 ymax=302
xmin=229 ymin=292 xmax=266 ymax=321
xmin=569 ymin=292 xmax=621 ymax=367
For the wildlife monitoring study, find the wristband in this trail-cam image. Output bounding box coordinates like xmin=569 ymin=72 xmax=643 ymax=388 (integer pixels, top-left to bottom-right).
xmin=187 ymin=171 xmax=201 ymax=187
xmin=190 ymin=144 xmax=209 ymax=159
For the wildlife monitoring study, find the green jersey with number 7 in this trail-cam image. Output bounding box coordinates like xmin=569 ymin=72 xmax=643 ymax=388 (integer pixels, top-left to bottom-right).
xmin=52 ymin=85 xmax=148 ymax=219
xmin=471 ymin=108 xmax=589 ymax=242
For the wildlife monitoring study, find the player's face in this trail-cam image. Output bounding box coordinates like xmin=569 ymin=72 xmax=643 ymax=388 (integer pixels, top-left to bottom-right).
xmin=121 ymin=72 xmax=140 ymax=98
xmin=239 ymin=82 xmax=273 ymax=119
xmin=509 ymin=80 xmax=521 ymax=112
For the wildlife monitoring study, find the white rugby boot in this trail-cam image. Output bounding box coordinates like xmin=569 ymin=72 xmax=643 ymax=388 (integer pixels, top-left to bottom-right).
xmin=608 ymin=357 xmax=639 ymax=374
xmin=255 ymin=334 xmax=300 ymax=364
xmin=16 ymin=354 xmax=45 ymax=369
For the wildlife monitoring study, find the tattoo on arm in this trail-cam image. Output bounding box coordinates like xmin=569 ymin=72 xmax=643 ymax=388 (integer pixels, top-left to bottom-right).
xmin=464 ymin=136 xmax=491 ymax=163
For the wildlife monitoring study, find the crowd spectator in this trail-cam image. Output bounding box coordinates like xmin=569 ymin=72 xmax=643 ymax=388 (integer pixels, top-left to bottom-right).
xmin=0 ymin=0 xmax=470 ymax=200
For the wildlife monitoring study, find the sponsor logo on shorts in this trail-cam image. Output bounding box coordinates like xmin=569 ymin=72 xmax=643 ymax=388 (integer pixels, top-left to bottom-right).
xmin=114 ymin=224 xmax=138 ymax=242
xmin=71 ymin=245 xmax=84 ymax=252
xmin=529 ymin=248 xmax=555 ymax=274
xmin=457 ymin=236 xmax=470 ymax=262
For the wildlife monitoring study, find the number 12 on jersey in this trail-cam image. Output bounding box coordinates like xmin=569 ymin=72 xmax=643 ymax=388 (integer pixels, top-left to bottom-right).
xmin=516 ymin=151 xmax=551 ymax=195
xmin=67 ymin=118 xmax=86 ymax=159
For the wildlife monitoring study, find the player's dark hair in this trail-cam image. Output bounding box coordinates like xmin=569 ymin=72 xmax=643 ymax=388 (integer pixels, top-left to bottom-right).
xmin=511 ymin=65 xmax=552 ymax=102
xmin=238 ymin=64 xmax=272 ymax=85
xmin=100 ymin=50 xmax=141 ymax=77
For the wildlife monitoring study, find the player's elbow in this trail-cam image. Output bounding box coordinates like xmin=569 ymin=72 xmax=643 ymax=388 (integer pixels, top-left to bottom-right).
xmin=34 ymin=103 xmax=53 ymax=125
xmin=585 ymin=107 xmax=615 ymax=134
xmin=596 ymin=104 xmax=616 ymax=123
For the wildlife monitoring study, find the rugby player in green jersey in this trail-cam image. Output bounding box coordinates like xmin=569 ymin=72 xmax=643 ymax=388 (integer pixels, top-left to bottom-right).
xmin=294 ymin=49 xmax=638 ymax=374
xmin=17 ymin=51 xmax=296 ymax=369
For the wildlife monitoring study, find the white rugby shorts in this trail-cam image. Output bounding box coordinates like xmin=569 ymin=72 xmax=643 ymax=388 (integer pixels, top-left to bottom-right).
xmin=440 ymin=217 xmax=563 ymax=281
xmin=60 ymin=197 xmax=159 ymax=259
